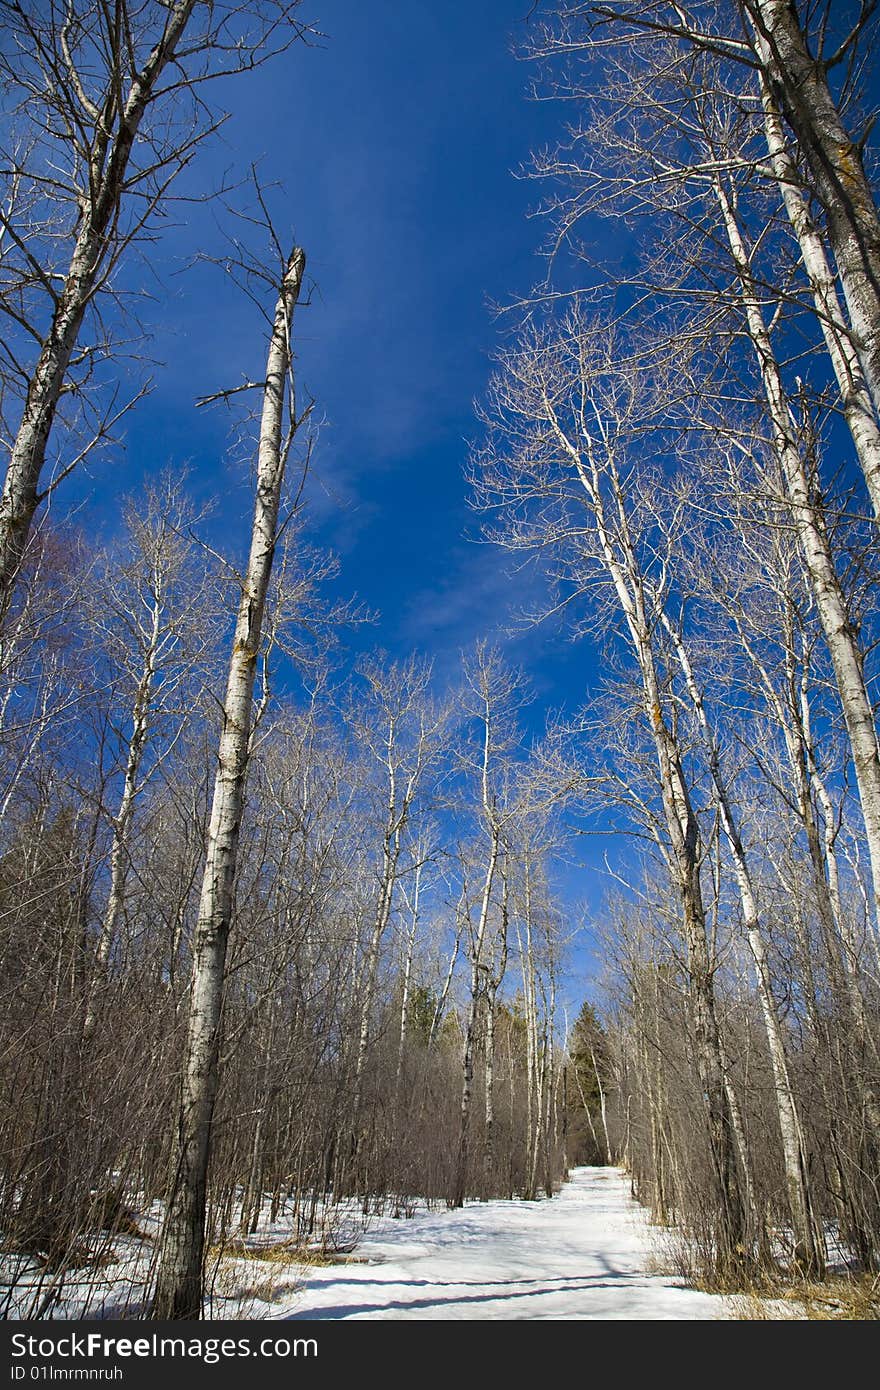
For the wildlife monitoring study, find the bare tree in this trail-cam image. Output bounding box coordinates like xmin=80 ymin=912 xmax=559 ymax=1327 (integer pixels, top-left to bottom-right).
xmin=658 ymin=598 xmax=825 ymax=1273
xmin=0 ymin=0 xmax=309 ymax=628
xmin=346 ymin=653 xmax=448 ymax=1173
xmin=452 ymin=643 xmax=524 ymax=1207
xmin=710 ymin=167 xmax=880 ymax=937
xmin=151 ymin=238 xmax=305 ymax=1321
xmin=83 ymin=474 xmax=218 ymax=1033
xmin=757 ymin=73 xmax=880 ymax=523
xmin=741 ymin=0 xmax=880 ymax=413
xmin=528 ymin=4 xmax=880 ymax=511
xmin=473 ymin=323 xmax=753 ymax=1269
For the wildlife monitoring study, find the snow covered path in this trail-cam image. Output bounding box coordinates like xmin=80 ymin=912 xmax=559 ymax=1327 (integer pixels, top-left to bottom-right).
xmin=279 ymin=1167 xmax=730 ymax=1320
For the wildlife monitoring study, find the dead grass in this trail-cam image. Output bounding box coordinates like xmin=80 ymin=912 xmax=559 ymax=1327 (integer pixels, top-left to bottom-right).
xmin=731 ymin=1273 xmax=880 ymax=1320
xmin=210 ymin=1236 xmax=365 ymax=1266
xmin=646 ymin=1223 xmax=880 ymax=1318
xmin=206 ymin=1243 xmax=302 ymax=1308
xmin=204 ymin=1233 xmax=370 ymax=1311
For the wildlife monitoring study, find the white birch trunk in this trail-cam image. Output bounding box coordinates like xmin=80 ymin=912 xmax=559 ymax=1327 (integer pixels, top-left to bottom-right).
xmin=759 ymin=75 xmax=880 ymax=522
xmin=0 ymin=2 xmax=198 ymax=625
xmin=352 ymin=829 xmax=398 ymax=1126
xmin=151 ymin=245 xmax=305 ymax=1320
xmin=746 ymin=0 xmax=880 ymax=414
xmin=350 ymin=682 xmax=436 ymax=1163
xmin=543 ymin=965 xmax=557 ymax=1196
xmin=728 ymin=600 xmax=871 ymax=1030
xmin=520 ymin=866 xmax=540 ymax=1199
xmin=482 ymin=866 xmax=509 ymax=1194
xmin=483 ymin=986 xmax=496 ymax=1194
xmin=395 ymin=861 xmax=421 ymax=1099
xmin=455 ymin=675 xmax=505 ymax=1206
xmin=454 ymin=824 xmax=500 ymax=1207
xmin=84 ymin=590 xmax=164 ymax=1036
xmin=663 ymin=612 xmax=824 ymax=1273
xmin=715 ymin=174 xmax=880 ymax=936
xmin=590 ymin=1042 xmax=611 ymax=1168
xmin=531 ymin=1007 xmax=548 ymax=1199
xmin=798 ymin=652 xmax=880 ymax=1055
xmin=538 ymin=405 xmax=748 ymax=1253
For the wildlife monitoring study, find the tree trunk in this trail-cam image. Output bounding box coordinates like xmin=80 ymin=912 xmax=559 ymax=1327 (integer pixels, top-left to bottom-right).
xmin=483 ymin=984 xmax=496 ymax=1197
xmin=539 ymin=417 xmax=749 ymax=1264
xmin=151 ymin=245 xmax=305 ymax=1320
xmin=395 ymin=862 xmax=421 ymax=1101
xmin=759 ymin=73 xmax=880 ymax=522
xmin=715 ymin=172 xmax=880 ymax=936
xmin=84 ymin=593 xmax=163 ymax=1037
xmin=745 ymin=0 xmax=880 ymax=415
xmin=663 ymin=611 xmax=824 ymax=1274
xmin=0 ymin=1 xmax=197 ymax=628
xmin=483 ymin=866 xmax=509 ymax=1197
xmin=454 ymin=828 xmax=500 ymax=1207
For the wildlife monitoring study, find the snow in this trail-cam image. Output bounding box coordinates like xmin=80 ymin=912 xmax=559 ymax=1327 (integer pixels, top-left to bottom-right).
xmin=1 ymin=1168 xmax=734 ymax=1319
xmin=272 ymin=1167 xmax=730 ymax=1320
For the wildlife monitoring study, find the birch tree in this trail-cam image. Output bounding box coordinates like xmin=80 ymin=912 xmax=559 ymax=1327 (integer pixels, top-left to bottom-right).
xmin=152 ymin=239 xmax=305 ymax=1321
xmin=709 ymin=169 xmax=880 ymax=937
xmin=572 ymin=2 xmax=880 ymax=407
xmin=83 ymin=475 xmax=218 ymax=1031
xmin=473 ymin=324 xmax=754 ymax=1269
xmin=525 ymin=17 xmax=880 ymax=933
xmin=453 ymin=643 xmax=524 ymax=1207
xmin=659 ymin=597 xmax=825 ymax=1273
xmin=740 ymin=0 xmax=880 ymax=414
xmin=757 ymin=74 xmax=880 ymax=523
xmin=529 ymin=4 xmax=880 ymax=515
xmin=0 ymin=0 xmax=309 ymax=629
xmin=346 ymin=654 xmax=448 ymax=1173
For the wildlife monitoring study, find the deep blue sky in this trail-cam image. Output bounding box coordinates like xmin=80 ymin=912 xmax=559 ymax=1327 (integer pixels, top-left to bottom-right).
xmin=69 ymin=1 xmax=616 ymax=953
xmin=62 ymin=0 xmax=877 ymax=1001
xmin=106 ymin=0 xmax=594 ymax=686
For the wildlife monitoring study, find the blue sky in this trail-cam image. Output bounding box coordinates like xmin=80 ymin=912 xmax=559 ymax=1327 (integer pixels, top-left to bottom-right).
xmin=65 ymin=0 xmax=876 ymax=1005
xmin=63 ymin=1 xmax=618 ymax=958
xmin=76 ymin=1 xmax=608 ymax=715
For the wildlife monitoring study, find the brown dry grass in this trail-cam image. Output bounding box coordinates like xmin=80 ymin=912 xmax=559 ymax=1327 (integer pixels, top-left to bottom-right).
xmin=210 ymin=1236 xmax=365 ymax=1266
xmin=205 ymin=1234 xmax=369 ymax=1310
xmin=732 ymin=1273 xmax=880 ymax=1320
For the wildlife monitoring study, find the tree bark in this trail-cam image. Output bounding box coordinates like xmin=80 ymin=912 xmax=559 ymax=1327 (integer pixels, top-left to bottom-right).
xmin=715 ymin=172 xmax=880 ymax=936
xmin=663 ymin=611 xmax=824 ymax=1274
xmin=759 ymin=73 xmax=880 ymax=523
xmin=0 ymin=1 xmax=198 ymax=628
xmin=151 ymin=245 xmax=305 ymax=1320
xmin=744 ymin=0 xmax=880 ymax=416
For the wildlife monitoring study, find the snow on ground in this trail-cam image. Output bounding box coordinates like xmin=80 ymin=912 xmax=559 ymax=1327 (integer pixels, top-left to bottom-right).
xmin=1 ymin=1167 xmax=734 ymax=1319
xmin=270 ymin=1167 xmax=730 ymax=1320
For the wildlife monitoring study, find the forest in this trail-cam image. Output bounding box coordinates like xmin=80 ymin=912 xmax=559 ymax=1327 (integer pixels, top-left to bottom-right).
xmin=1 ymin=0 xmax=879 ymax=1322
